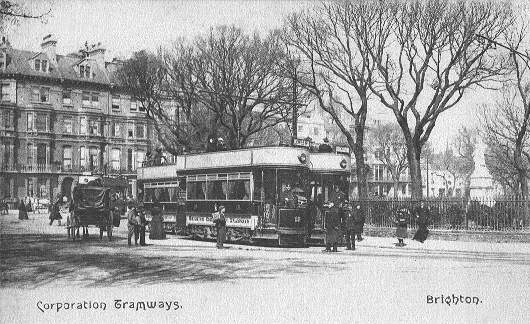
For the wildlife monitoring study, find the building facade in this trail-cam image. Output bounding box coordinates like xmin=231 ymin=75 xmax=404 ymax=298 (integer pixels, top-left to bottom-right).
xmin=0 ymin=35 xmax=156 ymax=203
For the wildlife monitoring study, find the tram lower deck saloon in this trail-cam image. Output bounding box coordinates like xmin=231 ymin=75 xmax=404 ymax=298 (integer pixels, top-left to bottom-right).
xmin=137 ymin=146 xmax=350 ymax=246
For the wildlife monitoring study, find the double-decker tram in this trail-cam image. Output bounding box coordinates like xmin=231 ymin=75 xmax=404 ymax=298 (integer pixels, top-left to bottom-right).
xmin=137 ymin=146 xmax=350 ymax=246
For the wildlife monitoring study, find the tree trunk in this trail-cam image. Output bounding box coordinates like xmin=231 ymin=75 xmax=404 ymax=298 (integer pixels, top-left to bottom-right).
xmin=393 ymin=178 xmax=400 ymax=199
xmin=406 ymin=140 xmax=423 ymax=199
xmin=352 ymin=127 xmax=368 ymax=201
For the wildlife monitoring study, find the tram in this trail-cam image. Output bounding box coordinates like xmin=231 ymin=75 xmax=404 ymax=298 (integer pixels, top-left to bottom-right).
xmin=137 ymin=146 xmax=350 ymax=246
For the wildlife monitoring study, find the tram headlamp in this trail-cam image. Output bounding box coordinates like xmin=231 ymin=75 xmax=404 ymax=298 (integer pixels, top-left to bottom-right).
xmin=340 ymin=159 xmax=347 ymax=169
xmin=298 ymin=153 xmax=307 ymax=164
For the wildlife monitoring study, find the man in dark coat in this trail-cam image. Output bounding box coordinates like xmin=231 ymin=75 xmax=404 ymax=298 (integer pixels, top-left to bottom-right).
xmin=329 ymin=185 xmax=346 ymax=208
xmin=353 ymin=203 xmax=365 ymax=241
xmin=323 ymin=207 xmax=343 ymax=252
xmin=343 ymin=204 xmax=356 ymax=250
xmin=206 ymin=134 xmax=218 ymax=152
xmin=127 ymin=201 xmax=139 ymax=246
xmin=137 ymin=204 xmax=147 ymax=246
xmin=213 ymin=205 xmax=227 ymax=248
xmin=279 ymin=184 xmax=297 ymax=208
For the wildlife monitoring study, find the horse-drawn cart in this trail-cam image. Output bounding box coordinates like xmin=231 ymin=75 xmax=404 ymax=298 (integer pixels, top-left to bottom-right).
xmin=70 ymin=184 xmax=120 ymax=241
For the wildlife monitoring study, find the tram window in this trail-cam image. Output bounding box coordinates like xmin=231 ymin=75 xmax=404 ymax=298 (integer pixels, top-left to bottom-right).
xmin=262 ymin=169 xmax=276 ymax=202
xmin=154 ymin=188 xmax=169 ymax=202
xmin=207 ymin=180 xmax=227 ymax=200
xmin=144 ymin=188 xmax=155 ymax=202
xmin=168 ymin=187 xmax=180 ymax=202
xmin=228 ymin=180 xmax=250 ymax=200
xmin=187 ymin=181 xmax=205 ymax=200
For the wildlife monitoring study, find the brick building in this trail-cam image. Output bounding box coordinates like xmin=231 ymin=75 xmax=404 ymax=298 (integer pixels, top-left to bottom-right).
xmin=0 ymin=35 xmax=156 ymax=203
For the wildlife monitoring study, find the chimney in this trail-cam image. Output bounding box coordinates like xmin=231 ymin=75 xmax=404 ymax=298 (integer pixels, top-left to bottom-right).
xmin=87 ymin=42 xmax=106 ymax=68
xmin=41 ymin=34 xmax=57 ymax=65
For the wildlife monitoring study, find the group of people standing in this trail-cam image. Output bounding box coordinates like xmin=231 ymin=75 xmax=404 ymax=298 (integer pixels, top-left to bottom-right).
xmin=126 ymin=200 xmax=147 ymax=246
xmin=323 ymin=186 xmax=365 ymax=253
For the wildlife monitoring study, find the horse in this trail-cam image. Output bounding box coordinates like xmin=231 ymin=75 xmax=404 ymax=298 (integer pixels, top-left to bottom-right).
xmin=68 ymin=209 xmax=114 ymax=241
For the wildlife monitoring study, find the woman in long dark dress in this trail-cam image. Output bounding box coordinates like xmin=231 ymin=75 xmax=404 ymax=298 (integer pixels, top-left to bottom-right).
xmin=18 ymin=199 xmax=28 ymax=220
xmin=149 ymin=202 xmax=166 ymax=240
xmin=413 ymin=205 xmax=429 ymax=243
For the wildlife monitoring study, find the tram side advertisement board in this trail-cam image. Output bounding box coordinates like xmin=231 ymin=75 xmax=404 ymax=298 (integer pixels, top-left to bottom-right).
xmin=186 ymin=215 xmax=259 ymax=230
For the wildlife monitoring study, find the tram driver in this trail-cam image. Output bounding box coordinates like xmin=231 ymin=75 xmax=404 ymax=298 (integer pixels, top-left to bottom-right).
xmin=279 ymin=183 xmax=297 ymax=208
xmin=328 ymin=185 xmax=346 ymax=208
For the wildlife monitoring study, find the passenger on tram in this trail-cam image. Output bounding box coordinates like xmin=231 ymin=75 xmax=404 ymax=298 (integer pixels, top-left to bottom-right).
xmin=318 ymin=138 xmax=333 ymax=153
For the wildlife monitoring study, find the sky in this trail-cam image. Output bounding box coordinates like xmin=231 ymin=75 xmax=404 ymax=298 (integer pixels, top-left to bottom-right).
xmin=4 ymin=0 xmax=518 ymax=152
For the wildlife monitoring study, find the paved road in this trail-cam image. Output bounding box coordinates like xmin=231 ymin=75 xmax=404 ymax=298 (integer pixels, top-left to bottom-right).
xmin=1 ymin=212 xmax=529 ymax=323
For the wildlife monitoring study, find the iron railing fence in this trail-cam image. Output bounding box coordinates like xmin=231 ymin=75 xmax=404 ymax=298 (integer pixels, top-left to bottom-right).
xmin=355 ymin=197 xmax=530 ymax=232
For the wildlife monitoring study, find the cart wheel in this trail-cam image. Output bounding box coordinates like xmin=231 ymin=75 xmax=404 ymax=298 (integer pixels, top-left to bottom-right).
xmin=99 ymin=227 xmax=104 ymax=240
xmin=72 ymin=227 xmax=76 ymax=242
xmin=278 ymin=234 xmax=282 ymax=247
xmin=108 ymin=225 xmax=113 ymax=241
xmin=67 ymin=226 xmax=70 ymax=239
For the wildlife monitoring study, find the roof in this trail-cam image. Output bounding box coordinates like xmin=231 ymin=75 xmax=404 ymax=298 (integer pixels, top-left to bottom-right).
xmin=137 ymin=146 xmax=351 ymax=180
xmin=0 ymin=47 xmax=116 ymax=86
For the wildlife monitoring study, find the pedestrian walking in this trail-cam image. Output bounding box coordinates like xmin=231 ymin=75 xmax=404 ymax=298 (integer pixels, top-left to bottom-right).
xmin=212 ymin=205 xmax=227 ymax=249
xmin=49 ymin=196 xmax=64 ymax=226
xmin=136 ymin=204 xmax=147 ymax=246
xmin=344 ymin=203 xmax=356 ymax=250
xmin=353 ymin=203 xmax=365 ymax=242
xmin=413 ymin=203 xmax=429 ymax=243
xmin=17 ymin=198 xmax=28 ymax=220
xmin=394 ymin=207 xmax=409 ymax=247
xmin=127 ymin=200 xmax=139 ymax=246
xmin=324 ymin=206 xmax=343 ymax=252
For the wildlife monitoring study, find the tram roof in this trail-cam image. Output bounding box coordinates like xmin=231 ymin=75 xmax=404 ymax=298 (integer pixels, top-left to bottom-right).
xmin=137 ymin=146 xmax=351 ymax=180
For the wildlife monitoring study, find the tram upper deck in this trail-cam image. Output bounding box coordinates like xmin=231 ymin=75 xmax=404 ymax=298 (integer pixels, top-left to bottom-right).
xmin=137 ymin=146 xmax=350 ymax=181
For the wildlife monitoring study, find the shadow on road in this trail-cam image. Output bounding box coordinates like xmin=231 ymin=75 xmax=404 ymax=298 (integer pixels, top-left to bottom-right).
xmin=0 ymin=233 xmax=346 ymax=289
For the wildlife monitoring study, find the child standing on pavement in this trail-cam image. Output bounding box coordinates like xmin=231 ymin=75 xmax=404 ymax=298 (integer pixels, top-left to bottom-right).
xmin=395 ymin=207 xmax=409 ymax=247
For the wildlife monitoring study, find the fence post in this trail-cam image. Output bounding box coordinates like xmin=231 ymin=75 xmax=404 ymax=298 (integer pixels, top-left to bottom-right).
xmin=463 ymin=197 xmax=468 ymax=230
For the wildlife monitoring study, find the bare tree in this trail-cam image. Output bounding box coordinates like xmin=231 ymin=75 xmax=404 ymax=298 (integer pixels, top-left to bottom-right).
xmin=118 ymin=26 xmax=305 ymax=153
xmin=453 ymin=127 xmax=477 ymax=199
xmin=283 ymin=1 xmax=389 ymax=199
xmin=480 ymin=8 xmax=530 ymax=207
xmin=368 ymin=123 xmax=408 ymax=198
xmin=0 ymin=0 xmax=51 ymax=32
xmin=483 ymin=90 xmax=530 ymax=196
xmin=116 ymin=50 xmax=208 ymax=155
xmin=358 ymin=0 xmax=514 ymax=198
xmin=187 ymin=26 xmax=303 ymax=149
